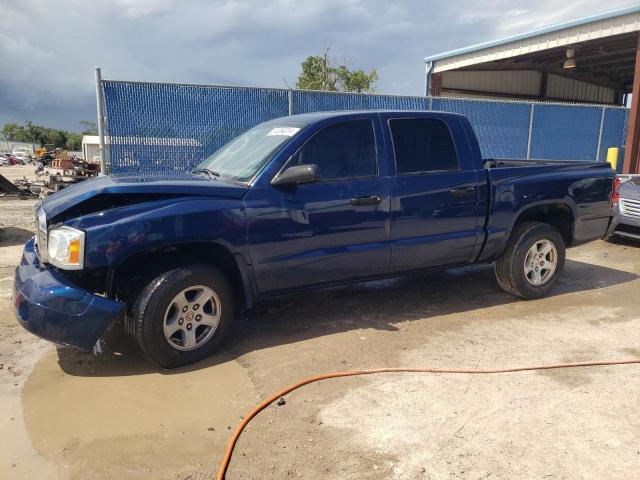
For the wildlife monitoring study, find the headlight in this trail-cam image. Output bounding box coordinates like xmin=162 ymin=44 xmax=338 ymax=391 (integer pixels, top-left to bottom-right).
xmin=47 ymin=226 xmax=85 ymax=270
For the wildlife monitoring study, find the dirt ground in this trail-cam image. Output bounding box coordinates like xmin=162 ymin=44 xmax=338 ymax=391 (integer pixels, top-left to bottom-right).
xmin=1 ymin=166 xmax=639 ymax=479
xmin=0 ymin=164 xmax=39 ymax=183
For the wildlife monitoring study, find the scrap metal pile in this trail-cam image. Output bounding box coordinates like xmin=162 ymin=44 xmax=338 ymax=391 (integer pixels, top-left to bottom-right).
xmin=0 ymin=149 xmax=100 ymax=197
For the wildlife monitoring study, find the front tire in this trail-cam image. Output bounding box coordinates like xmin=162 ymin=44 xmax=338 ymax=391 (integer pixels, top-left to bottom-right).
xmin=495 ymin=222 xmax=566 ymax=299
xmin=126 ymin=264 xmax=235 ymax=368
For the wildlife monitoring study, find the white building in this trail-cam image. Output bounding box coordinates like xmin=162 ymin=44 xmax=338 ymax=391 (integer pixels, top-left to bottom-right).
xmin=82 ymin=135 xmax=103 ymax=163
xmin=0 ymin=140 xmax=38 ymax=155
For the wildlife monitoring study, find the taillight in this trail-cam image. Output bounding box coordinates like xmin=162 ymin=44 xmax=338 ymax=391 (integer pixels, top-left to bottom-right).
xmin=612 ymin=176 xmax=621 ymax=207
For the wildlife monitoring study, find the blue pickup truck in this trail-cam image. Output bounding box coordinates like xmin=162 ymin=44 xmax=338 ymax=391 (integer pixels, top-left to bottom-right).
xmin=14 ymin=110 xmax=616 ymax=367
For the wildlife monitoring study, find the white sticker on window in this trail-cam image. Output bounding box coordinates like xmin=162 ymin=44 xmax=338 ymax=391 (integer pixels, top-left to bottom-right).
xmin=267 ymin=127 xmax=300 ymax=137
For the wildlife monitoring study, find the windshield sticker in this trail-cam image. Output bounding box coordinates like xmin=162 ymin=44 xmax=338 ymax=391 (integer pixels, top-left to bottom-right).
xmin=267 ymin=127 xmax=300 ymax=137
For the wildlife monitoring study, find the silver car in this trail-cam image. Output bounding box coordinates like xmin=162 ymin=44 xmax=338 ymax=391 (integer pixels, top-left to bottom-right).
xmin=608 ymin=177 xmax=640 ymax=241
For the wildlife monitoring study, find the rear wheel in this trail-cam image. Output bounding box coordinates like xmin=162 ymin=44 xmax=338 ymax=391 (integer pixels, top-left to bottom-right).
xmin=126 ymin=264 xmax=235 ymax=368
xmin=495 ymin=222 xmax=565 ymax=299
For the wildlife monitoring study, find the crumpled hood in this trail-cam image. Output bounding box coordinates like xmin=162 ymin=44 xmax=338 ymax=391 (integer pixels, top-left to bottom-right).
xmin=41 ymin=172 xmax=248 ymax=219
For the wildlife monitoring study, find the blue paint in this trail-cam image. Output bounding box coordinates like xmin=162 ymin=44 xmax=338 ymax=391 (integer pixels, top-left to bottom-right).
xmin=14 ymin=110 xmax=615 ymax=350
xmin=13 ymin=239 xmax=125 ymax=350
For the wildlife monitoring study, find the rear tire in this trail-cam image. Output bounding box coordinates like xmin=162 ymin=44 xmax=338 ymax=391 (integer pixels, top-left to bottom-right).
xmin=495 ymin=222 xmax=565 ymax=299
xmin=126 ymin=264 xmax=235 ymax=368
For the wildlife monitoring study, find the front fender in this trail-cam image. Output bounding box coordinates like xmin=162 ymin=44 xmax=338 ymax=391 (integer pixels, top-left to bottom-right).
xmin=66 ymin=197 xmax=248 ymax=269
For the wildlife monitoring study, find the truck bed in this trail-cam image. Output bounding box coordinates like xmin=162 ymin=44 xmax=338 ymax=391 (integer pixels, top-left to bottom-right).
xmin=484 ymin=158 xmax=609 ymax=169
xmin=476 ymin=157 xmax=615 ymax=264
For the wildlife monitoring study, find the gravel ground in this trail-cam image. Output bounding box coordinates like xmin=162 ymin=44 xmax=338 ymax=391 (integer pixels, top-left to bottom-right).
xmin=0 ymin=174 xmax=639 ymax=479
xmin=0 ymin=163 xmax=39 ymax=183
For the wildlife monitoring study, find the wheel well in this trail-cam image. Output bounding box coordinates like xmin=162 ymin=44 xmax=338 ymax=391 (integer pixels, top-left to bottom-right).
xmin=113 ymin=242 xmax=248 ymax=311
xmin=514 ymin=204 xmax=574 ymax=246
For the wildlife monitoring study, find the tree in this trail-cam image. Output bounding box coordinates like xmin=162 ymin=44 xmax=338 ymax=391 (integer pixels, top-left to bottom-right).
xmin=1 ymin=123 xmax=16 ymax=141
xmin=79 ymin=120 xmax=98 ymax=135
xmin=295 ymin=47 xmax=378 ymax=93
xmin=334 ymin=65 xmax=378 ymax=93
xmin=297 ymin=53 xmax=334 ymax=91
xmin=0 ymin=120 xmax=95 ymax=151
xmin=66 ymin=133 xmax=83 ymax=151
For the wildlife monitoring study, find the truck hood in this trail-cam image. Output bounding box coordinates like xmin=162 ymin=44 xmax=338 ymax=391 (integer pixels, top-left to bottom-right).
xmin=41 ymin=172 xmax=249 ymax=220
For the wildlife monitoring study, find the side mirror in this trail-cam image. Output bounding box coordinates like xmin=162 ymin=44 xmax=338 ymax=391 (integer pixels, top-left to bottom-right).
xmin=271 ymin=164 xmax=320 ymax=187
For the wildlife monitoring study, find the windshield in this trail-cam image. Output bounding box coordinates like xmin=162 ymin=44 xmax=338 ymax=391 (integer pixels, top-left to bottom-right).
xmin=195 ymin=123 xmax=304 ymax=183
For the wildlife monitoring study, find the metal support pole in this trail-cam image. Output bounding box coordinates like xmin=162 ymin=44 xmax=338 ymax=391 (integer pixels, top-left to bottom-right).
xmin=623 ymin=33 xmax=640 ymax=173
xmin=287 ymin=89 xmax=293 ymax=116
xmin=595 ymin=107 xmax=606 ymax=162
xmin=526 ymin=103 xmax=535 ymax=159
xmin=424 ymin=61 xmax=434 ymax=97
xmin=94 ymin=67 xmax=107 ymax=175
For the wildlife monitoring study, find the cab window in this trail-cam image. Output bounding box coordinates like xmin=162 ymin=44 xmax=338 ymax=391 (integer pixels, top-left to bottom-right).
xmin=389 ymin=118 xmax=458 ymax=174
xmin=291 ymin=120 xmax=377 ymax=180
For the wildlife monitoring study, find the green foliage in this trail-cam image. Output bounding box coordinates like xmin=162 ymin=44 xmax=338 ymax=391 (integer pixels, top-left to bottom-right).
xmin=295 ymin=48 xmax=378 ymax=93
xmin=65 ymin=133 xmax=83 ymax=151
xmin=79 ymin=120 xmax=98 ymax=135
xmin=297 ymin=55 xmax=334 ymax=91
xmin=0 ymin=120 xmax=98 ymax=151
xmin=335 ymin=65 xmax=378 ymax=93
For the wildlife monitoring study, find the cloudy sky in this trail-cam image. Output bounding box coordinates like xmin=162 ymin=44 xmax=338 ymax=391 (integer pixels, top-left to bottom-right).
xmin=1 ymin=0 xmax=638 ymax=131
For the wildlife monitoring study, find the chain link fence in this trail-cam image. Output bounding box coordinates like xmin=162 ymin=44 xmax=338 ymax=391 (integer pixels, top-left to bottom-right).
xmin=100 ymin=79 xmax=629 ymax=174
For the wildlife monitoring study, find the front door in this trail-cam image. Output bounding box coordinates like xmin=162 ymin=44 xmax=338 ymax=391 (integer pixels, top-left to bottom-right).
xmin=247 ymin=117 xmax=391 ymax=293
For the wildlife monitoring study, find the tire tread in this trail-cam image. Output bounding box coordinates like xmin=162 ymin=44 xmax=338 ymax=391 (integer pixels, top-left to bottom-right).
xmin=126 ymin=264 xmax=234 ymax=368
xmin=495 ymin=221 xmax=565 ymax=299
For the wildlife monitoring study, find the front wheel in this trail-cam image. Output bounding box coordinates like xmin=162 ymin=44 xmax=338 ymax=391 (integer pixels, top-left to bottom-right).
xmin=126 ymin=264 xmax=235 ymax=368
xmin=495 ymin=222 xmax=566 ymax=299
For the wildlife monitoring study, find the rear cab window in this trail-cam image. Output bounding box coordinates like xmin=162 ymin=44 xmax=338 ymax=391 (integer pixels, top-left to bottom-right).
xmin=389 ymin=118 xmax=459 ymax=174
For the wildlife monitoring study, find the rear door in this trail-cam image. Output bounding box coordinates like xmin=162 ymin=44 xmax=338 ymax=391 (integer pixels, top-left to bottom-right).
xmin=247 ymin=116 xmax=391 ymax=293
xmin=382 ymin=114 xmax=485 ymax=272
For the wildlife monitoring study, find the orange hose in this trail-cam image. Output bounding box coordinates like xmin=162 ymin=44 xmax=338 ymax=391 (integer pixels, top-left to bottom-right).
xmin=216 ymin=358 xmax=640 ymax=479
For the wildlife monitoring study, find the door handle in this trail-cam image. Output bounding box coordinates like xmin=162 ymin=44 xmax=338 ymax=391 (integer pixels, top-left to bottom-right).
xmin=449 ymin=186 xmax=476 ymax=198
xmin=351 ymin=195 xmax=382 ymax=206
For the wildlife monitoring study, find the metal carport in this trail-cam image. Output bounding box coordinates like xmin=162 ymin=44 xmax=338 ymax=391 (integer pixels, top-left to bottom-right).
xmin=424 ymin=6 xmax=640 ymax=173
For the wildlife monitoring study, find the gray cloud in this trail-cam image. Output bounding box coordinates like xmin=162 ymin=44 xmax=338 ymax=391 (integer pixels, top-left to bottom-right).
xmin=0 ymin=0 xmax=637 ymax=131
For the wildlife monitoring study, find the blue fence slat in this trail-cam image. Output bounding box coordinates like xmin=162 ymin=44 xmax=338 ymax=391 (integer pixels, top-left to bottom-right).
xmin=101 ymin=81 xmax=630 ymax=174
xmin=529 ymin=104 xmax=602 ymax=161
xmin=363 ymin=94 xmax=429 ymax=110
xmin=291 ymin=90 xmax=362 ymax=113
xmin=598 ymin=108 xmax=629 ymax=171
xmin=102 ymin=82 xmax=288 ymax=173
xmin=433 ymin=98 xmax=531 ymax=159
